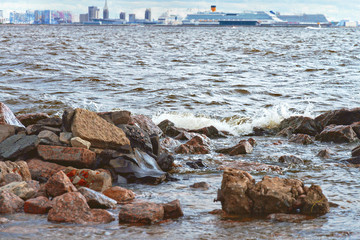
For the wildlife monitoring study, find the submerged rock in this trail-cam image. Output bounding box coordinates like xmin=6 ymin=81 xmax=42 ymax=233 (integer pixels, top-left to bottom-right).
xmin=118 ymin=201 xmax=164 ymax=224
xmin=217 ymin=161 xmax=282 ymax=173
xmin=267 ymin=213 xmax=310 ymax=223
xmin=316 ymin=125 xmax=358 ymax=143
xmin=278 ymin=155 xmax=304 ymax=165
xmin=317 ymin=148 xmax=334 ymax=159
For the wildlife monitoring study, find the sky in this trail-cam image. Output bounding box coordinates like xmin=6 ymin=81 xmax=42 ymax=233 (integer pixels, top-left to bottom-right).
xmin=0 ymin=0 xmax=359 ymax=21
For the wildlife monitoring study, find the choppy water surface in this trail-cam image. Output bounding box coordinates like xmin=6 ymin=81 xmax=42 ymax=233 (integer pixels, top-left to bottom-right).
xmin=1 ymin=25 xmax=360 ymax=239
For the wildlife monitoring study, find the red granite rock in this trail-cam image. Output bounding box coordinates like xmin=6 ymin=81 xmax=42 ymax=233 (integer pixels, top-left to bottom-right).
xmin=0 ymin=190 xmax=24 ymax=213
xmin=0 ymin=102 xmax=25 ymax=127
xmin=0 ymin=160 xmax=32 ymax=183
xmin=118 ymin=201 xmax=164 ymax=224
xmin=24 ymin=196 xmax=52 ymax=214
xmin=26 ymin=159 xmax=66 ymax=181
xmin=103 ymin=186 xmax=135 ymax=203
xmin=16 ymin=113 xmax=50 ymax=127
xmin=175 ymin=135 xmax=210 ymax=154
xmin=132 ymin=114 xmax=163 ymax=137
xmin=216 ymin=139 xmax=253 ymax=156
xmin=37 ymin=145 xmax=96 ymax=168
xmin=162 ymin=200 xmax=184 ymax=220
xmin=289 ymin=134 xmax=314 ymax=145
xmin=48 ymin=192 xmax=114 ymax=224
xmin=44 ymin=170 xmax=77 ymax=197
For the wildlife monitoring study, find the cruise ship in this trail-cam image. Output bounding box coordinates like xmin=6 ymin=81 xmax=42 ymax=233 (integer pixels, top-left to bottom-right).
xmin=182 ymin=6 xmax=330 ymax=27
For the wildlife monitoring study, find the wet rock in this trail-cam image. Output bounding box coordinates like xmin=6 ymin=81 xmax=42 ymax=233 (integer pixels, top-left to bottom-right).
xmin=343 ymin=156 xmax=360 ymax=165
xmin=289 ymin=134 xmax=314 ymax=145
xmin=0 ymin=181 xmax=36 ymax=200
xmin=278 ymin=116 xmax=322 ymax=136
xmin=117 ymin=124 xmax=153 ymax=155
xmin=0 ymin=125 xmax=16 ymax=143
xmin=161 ymin=137 xmax=181 ymax=151
xmin=150 ymin=134 xmax=160 ymax=156
xmin=26 ymin=159 xmax=66 ymax=182
xmin=24 ymin=196 xmax=52 ymax=214
xmin=48 ymin=192 xmax=114 ymax=224
xmin=71 ymin=108 xmax=130 ymax=150
xmin=190 ymin=182 xmax=210 ymax=189
xmin=17 ymin=113 xmax=50 ymax=127
xmin=98 ymin=111 xmax=131 ymax=125
xmin=216 ymin=140 xmax=253 ymax=156
xmin=317 ymin=148 xmax=334 ymax=159
xmin=0 ymin=190 xmax=24 ymax=213
xmin=247 ymin=138 xmax=257 ymax=147
xmin=0 ymin=102 xmax=25 ymax=128
xmin=59 ymin=132 xmax=73 ymax=145
xmin=186 ymin=159 xmax=206 ymax=169
xmin=352 ymin=145 xmax=360 ymax=157
xmin=63 ymin=167 xmax=112 ymax=192
xmin=189 ymin=125 xmax=226 ymax=139
xmin=0 ymin=135 xmax=39 ymax=160
xmin=278 ymin=155 xmax=304 ymax=165
xmin=37 ymin=145 xmax=96 ymax=168
xmin=158 ymin=119 xmax=182 ymax=137
xmin=267 ymin=213 xmax=309 ymax=223
xmin=45 ymin=170 xmax=77 ymax=198
xmin=250 ymin=127 xmax=274 ymax=136
xmin=37 ymin=117 xmax=62 ymax=128
xmin=174 ymin=131 xmax=199 ymax=141
xmin=38 ymin=130 xmax=61 ymax=146
xmin=217 ymin=161 xmax=282 ymax=173
xmin=103 ymin=186 xmax=135 ymax=204
xmin=162 ymin=200 xmax=183 ymax=219
xmin=351 ymin=122 xmax=360 ymax=139
xmin=109 ymin=148 xmax=166 ymax=184
xmin=62 ymin=108 xmax=75 ymax=132
xmin=0 ymin=217 xmax=10 ymax=224
xmin=301 ymin=185 xmax=330 ymax=216
xmin=78 ymin=187 xmax=117 ymax=209
xmin=118 ymin=201 xmax=164 ymax=224
xmin=0 ymin=160 xmax=32 ymax=183
xmin=175 ymin=135 xmax=210 ymax=154
xmin=315 ymin=108 xmax=360 ymax=127
xmin=132 ymin=114 xmax=163 ymax=137
xmin=26 ymin=124 xmax=61 ymax=136
xmin=216 ymin=168 xmax=254 ymax=215
xmin=70 ymin=137 xmax=91 ymax=149
xmin=316 ymin=125 xmax=358 ymax=143
xmin=156 ymin=153 xmax=174 ymax=172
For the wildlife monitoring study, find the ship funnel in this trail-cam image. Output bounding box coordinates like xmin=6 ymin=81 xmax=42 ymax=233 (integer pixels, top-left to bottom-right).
xmin=211 ymin=5 xmax=216 ymax=12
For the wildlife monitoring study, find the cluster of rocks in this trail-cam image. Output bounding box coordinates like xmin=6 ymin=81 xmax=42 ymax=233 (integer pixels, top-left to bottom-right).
xmin=0 ymin=103 xmax=184 ymax=225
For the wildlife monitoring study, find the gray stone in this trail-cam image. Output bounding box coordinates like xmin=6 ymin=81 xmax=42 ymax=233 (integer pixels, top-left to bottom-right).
xmin=0 ymin=135 xmax=39 ymax=160
xmin=38 ymin=130 xmax=61 ymax=146
xmin=0 ymin=181 xmax=36 ymax=200
xmin=78 ymin=187 xmax=117 ymax=209
xmin=59 ymin=132 xmax=73 ymax=145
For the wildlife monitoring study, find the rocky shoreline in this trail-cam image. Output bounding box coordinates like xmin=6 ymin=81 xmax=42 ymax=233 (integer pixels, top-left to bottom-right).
xmin=0 ymin=102 xmax=360 ymax=225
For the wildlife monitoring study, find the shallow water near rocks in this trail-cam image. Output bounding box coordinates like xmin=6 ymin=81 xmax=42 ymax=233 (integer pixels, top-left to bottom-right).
xmin=1 ymin=25 xmax=360 ymax=239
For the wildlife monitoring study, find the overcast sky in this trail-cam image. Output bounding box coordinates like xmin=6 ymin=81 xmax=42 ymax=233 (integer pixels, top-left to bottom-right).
xmin=0 ymin=0 xmax=359 ymax=21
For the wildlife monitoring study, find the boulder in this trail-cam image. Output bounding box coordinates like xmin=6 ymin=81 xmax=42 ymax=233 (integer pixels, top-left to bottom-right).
xmin=190 ymin=182 xmax=210 ymax=189
xmin=315 ymin=125 xmax=358 ymax=143
xmin=70 ymin=137 xmax=91 ymax=149
xmin=38 ymin=130 xmax=61 ymax=146
xmin=98 ymin=111 xmax=131 ymax=125
xmin=158 ymin=119 xmax=182 ymax=137
xmin=117 ymin=124 xmax=153 ymax=155
xmin=132 ymin=114 xmax=163 ymax=137
xmin=37 ymin=145 xmax=96 ymax=168
xmin=175 ymin=135 xmax=210 ymax=154
xmin=301 ymin=185 xmax=330 ymax=216
xmin=48 ymin=192 xmax=114 ymax=224
xmin=71 ymin=108 xmax=130 ymax=150
xmin=162 ymin=200 xmax=183 ymax=219
xmin=118 ymin=201 xmax=164 ymax=224
xmin=0 ymin=135 xmax=39 ymax=160
xmin=216 ymin=140 xmax=253 ymax=156
xmin=277 ymin=116 xmax=322 ymax=136
xmin=315 ymin=108 xmax=360 ymax=127
xmin=78 ymin=187 xmax=117 ymax=209
xmin=0 ymin=181 xmax=36 ymax=200
xmin=24 ymin=196 xmax=52 ymax=214
xmin=156 ymin=153 xmax=174 ymax=172
xmin=109 ymin=148 xmax=166 ymax=184
xmin=0 ymin=124 xmax=16 ymax=143
xmin=44 ymin=170 xmax=77 ymax=198
xmin=37 ymin=117 xmax=62 ymax=127
xmin=103 ymin=186 xmax=135 ymax=203
xmin=59 ymin=132 xmax=73 ymax=145
xmin=352 ymin=145 xmax=360 ymax=157
xmin=0 ymin=190 xmax=24 ymax=213
xmin=26 ymin=159 xmax=66 ymax=182
xmin=0 ymin=160 xmax=32 ymax=183
xmin=189 ymin=125 xmax=226 ymax=139
xmin=63 ymin=167 xmax=112 ymax=192
xmin=289 ymin=134 xmax=314 ymax=145
xmin=0 ymin=102 xmax=25 ymax=127
xmin=278 ymin=155 xmax=304 ymax=165
xmin=16 ymin=113 xmax=50 ymax=127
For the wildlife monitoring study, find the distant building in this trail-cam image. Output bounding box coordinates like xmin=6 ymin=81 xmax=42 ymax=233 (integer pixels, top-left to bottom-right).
xmin=145 ymin=8 xmax=151 ymax=21
xmin=42 ymin=10 xmax=52 ymax=24
xmin=9 ymin=10 xmax=35 ymax=24
xmin=129 ymin=14 xmax=136 ymax=23
xmin=88 ymin=6 xmax=99 ymax=21
xmin=120 ymin=12 xmax=126 ymax=20
xmin=0 ymin=10 xmax=4 ymax=23
xmin=80 ymin=14 xmax=88 ymax=23
xmin=103 ymin=0 xmax=109 ymax=20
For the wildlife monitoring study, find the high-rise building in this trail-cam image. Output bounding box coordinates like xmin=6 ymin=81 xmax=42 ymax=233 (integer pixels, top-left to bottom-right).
xmin=145 ymin=8 xmax=151 ymax=21
xmin=88 ymin=6 xmax=99 ymax=21
xmin=120 ymin=12 xmax=126 ymax=20
xmin=129 ymin=14 xmax=136 ymax=23
xmin=0 ymin=10 xmax=4 ymax=24
xmin=0 ymin=10 xmax=3 ymax=19
xmin=80 ymin=14 xmax=88 ymax=23
xmin=42 ymin=10 xmax=52 ymax=24
xmin=103 ymin=0 xmax=109 ymax=20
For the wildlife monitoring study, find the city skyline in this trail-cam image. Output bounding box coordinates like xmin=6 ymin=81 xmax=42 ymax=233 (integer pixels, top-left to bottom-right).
xmin=0 ymin=0 xmax=359 ymax=21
